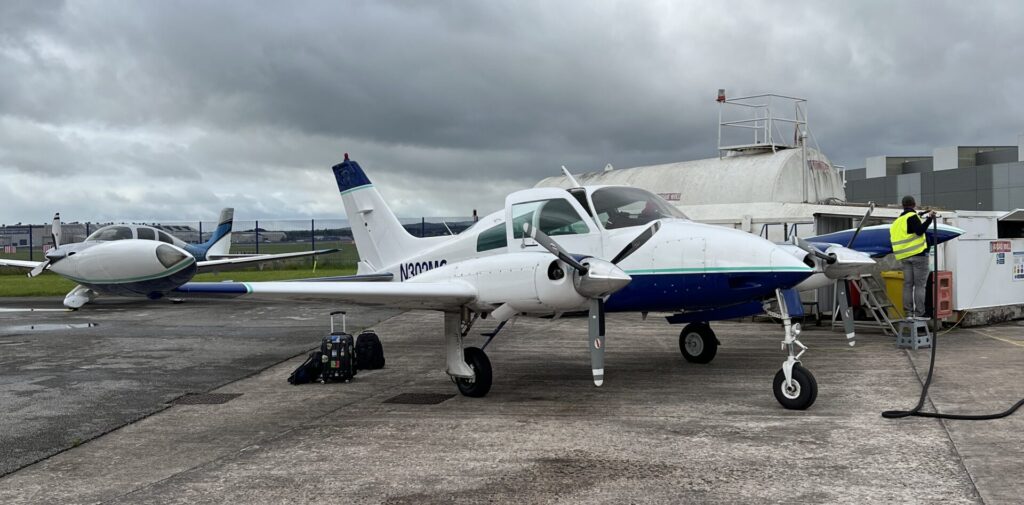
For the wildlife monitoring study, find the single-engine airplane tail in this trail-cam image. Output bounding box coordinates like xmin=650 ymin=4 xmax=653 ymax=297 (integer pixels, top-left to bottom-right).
xmin=332 ymin=154 xmax=446 ymax=273
xmin=185 ymin=207 xmax=234 ymax=260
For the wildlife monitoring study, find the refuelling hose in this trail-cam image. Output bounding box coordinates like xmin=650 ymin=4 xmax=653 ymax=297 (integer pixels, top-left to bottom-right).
xmin=883 ymin=216 xmax=1024 ymax=420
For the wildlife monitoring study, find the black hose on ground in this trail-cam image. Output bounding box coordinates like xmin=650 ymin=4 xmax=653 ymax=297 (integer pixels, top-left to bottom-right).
xmin=883 ymin=216 xmax=1024 ymax=420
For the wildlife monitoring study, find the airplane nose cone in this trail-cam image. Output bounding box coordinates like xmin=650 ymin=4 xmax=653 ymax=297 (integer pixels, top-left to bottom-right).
xmin=575 ymin=259 xmax=632 ymax=298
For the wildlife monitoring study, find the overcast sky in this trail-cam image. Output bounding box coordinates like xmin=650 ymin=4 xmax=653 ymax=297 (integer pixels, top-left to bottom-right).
xmin=1 ymin=0 xmax=1022 ymax=224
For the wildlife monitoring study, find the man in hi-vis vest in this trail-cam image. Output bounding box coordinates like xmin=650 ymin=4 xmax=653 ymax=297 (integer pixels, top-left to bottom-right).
xmin=890 ymin=195 xmax=936 ymax=319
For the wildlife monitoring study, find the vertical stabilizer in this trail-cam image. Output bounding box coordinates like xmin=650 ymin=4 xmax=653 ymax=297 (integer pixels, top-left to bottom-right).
xmin=187 ymin=208 xmax=234 ymax=260
xmin=332 ymin=155 xmax=421 ymax=272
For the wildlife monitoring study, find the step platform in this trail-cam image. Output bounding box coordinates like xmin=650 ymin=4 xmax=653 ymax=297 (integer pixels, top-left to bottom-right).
xmin=896 ymin=319 xmax=932 ymax=350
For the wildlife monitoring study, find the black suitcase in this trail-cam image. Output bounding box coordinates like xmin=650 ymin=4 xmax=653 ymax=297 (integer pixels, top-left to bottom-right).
xmin=320 ymin=311 xmax=356 ymax=383
xmin=355 ymin=330 xmax=385 ymax=370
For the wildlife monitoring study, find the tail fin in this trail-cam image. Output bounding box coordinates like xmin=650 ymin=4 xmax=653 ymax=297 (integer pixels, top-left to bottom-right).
xmin=332 ymin=154 xmax=422 ymax=272
xmin=191 ymin=208 xmax=233 ymax=260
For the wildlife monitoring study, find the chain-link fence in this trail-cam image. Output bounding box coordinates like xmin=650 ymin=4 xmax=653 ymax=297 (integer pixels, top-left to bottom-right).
xmin=0 ymin=216 xmax=476 ymax=270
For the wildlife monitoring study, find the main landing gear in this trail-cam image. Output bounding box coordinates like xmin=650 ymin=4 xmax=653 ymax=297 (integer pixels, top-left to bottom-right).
xmin=768 ymin=289 xmax=818 ymax=410
xmin=444 ymin=311 xmax=494 ymax=398
xmin=678 ymin=322 xmax=719 ymax=364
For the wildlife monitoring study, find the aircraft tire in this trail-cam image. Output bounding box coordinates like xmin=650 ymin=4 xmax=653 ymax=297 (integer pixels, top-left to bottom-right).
xmin=679 ymin=323 xmax=718 ymax=364
xmin=773 ymin=364 xmax=818 ymax=410
xmin=456 ymin=347 xmax=492 ymax=398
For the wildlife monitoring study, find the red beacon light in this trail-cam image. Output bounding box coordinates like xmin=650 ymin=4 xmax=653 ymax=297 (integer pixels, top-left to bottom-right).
xmin=716 ymin=89 xmax=726 ymax=103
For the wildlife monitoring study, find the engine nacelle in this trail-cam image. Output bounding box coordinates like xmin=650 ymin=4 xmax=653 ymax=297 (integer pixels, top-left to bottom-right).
xmin=411 ymin=252 xmax=588 ymax=315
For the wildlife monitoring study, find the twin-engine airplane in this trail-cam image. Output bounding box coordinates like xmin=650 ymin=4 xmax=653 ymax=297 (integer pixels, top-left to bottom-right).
xmin=0 ymin=208 xmax=338 ymax=308
xmin=178 ymin=155 xmax=852 ymax=410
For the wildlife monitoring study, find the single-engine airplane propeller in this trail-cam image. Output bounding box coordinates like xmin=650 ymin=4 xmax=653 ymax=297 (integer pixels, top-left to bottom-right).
xmin=0 ymin=208 xmax=339 ymax=308
xmin=177 ymin=155 xmax=850 ymax=409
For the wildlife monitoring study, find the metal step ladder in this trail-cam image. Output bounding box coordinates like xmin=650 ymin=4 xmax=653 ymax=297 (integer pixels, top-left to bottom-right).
xmin=832 ymin=275 xmax=899 ymax=337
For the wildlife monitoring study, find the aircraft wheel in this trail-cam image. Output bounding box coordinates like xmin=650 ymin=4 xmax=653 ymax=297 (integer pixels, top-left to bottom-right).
xmin=773 ymin=364 xmax=818 ymax=410
xmin=679 ymin=323 xmax=718 ymax=364
xmin=455 ymin=347 xmax=492 ymax=398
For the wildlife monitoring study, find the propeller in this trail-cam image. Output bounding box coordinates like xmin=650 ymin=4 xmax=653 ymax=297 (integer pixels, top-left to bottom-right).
xmin=29 ymin=213 xmax=62 ymax=278
xmin=845 ymin=202 xmax=875 ymax=248
xmin=523 ymin=221 xmax=660 ymax=386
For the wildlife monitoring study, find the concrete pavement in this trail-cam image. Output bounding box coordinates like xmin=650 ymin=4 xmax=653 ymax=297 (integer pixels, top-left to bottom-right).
xmin=0 ymin=301 xmax=1021 ymax=503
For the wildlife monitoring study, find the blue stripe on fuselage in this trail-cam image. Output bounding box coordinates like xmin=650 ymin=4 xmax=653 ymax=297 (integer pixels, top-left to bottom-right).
xmin=604 ymin=270 xmax=811 ymax=313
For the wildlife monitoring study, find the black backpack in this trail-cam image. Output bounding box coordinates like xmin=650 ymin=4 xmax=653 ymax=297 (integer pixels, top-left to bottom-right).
xmin=287 ymin=351 xmax=324 ymax=385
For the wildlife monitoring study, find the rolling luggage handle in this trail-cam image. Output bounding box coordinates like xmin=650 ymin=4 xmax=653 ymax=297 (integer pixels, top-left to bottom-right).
xmin=330 ymin=310 xmax=347 ymax=333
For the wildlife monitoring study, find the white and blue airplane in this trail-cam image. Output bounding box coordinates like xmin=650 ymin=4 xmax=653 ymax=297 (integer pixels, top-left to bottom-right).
xmin=177 ymin=155 xmax=872 ymax=409
xmin=0 ymin=208 xmax=338 ymax=308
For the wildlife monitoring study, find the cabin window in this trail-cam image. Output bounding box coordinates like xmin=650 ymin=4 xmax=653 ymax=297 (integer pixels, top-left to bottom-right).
xmin=511 ymin=198 xmax=590 ymax=239
xmin=155 ymin=244 xmax=188 ymax=268
xmin=591 ymin=187 xmax=685 ymax=230
xmin=476 ymin=223 xmax=507 ymax=252
xmin=137 ymin=227 xmax=156 ymax=240
xmin=86 ymin=226 xmax=133 ymax=242
xmin=157 ymin=231 xmax=175 ymax=244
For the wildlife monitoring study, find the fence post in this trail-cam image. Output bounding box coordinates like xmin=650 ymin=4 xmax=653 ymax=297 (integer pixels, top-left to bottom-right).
xmin=198 ymin=221 xmax=203 ymax=244
xmin=255 ymin=220 xmax=260 ymax=255
xmin=28 ymin=225 xmax=33 ymax=261
xmin=420 ymin=217 xmax=425 ymax=238
xmin=311 ymin=218 xmax=315 ymax=251
xmin=86 ymin=222 xmax=90 ymax=238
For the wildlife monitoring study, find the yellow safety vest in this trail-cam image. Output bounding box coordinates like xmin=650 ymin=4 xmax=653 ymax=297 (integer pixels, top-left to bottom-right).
xmin=890 ymin=212 xmax=927 ymax=260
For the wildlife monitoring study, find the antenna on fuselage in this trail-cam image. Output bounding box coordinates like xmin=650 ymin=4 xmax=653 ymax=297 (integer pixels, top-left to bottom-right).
xmin=560 ymin=165 xmax=582 ymax=188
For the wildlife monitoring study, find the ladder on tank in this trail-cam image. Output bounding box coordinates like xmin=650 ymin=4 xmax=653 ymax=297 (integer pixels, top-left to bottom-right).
xmin=832 ymin=275 xmax=898 ymax=337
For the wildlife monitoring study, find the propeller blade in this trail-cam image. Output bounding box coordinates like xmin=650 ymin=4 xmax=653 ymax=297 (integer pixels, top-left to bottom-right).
xmin=845 ymin=202 xmax=875 ymax=248
xmin=794 ymin=236 xmax=836 ymax=265
xmin=610 ymin=221 xmax=661 ymax=265
xmin=588 ymin=297 xmax=605 ymax=386
xmin=521 ymin=223 xmax=588 ymax=274
xmin=51 ymin=212 xmax=62 ymax=248
xmin=28 ymin=260 xmax=50 ymax=278
xmin=836 ymin=280 xmax=856 ymax=346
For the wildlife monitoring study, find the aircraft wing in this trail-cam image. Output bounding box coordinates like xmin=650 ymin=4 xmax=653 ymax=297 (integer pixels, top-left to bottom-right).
xmin=195 ymin=248 xmax=341 ymax=272
xmin=174 ymin=279 xmax=477 ymax=311
xmin=0 ymin=258 xmax=45 ymax=270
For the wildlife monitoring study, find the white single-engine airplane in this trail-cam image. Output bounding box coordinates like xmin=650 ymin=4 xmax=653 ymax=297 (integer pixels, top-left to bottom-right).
xmin=177 ymin=155 xmax=860 ymax=409
xmin=0 ymin=208 xmax=338 ymax=308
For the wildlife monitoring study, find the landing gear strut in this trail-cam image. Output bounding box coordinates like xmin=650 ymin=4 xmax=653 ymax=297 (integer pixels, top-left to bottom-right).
xmin=768 ymin=289 xmax=817 ymax=410
xmin=678 ymin=322 xmax=718 ymax=364
xmin=445 ymin=310 xmax=494 ymax=398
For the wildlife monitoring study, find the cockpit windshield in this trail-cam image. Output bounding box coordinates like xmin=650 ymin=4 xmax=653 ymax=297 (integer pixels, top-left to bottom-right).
xmin=591 ymin=187 xmax=687 ymax=230
xmin=85 ymin=226 xmax=134 ymax=242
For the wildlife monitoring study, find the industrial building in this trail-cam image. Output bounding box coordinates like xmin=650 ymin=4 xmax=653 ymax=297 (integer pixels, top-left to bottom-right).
xmin=845 ymin=138 xmax=1024 ymax=212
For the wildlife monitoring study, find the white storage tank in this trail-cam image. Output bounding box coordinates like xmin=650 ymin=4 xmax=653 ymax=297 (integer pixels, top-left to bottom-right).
xmin=537 ymin=147 xmax=845 ymax=206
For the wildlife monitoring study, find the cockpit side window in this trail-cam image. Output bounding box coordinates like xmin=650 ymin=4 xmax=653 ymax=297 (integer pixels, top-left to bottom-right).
xmin=511 ymin=198 xmax=590 ymax=238
xmin=591 ymin=187 xmax=685 ymax=230
xmin=476 ymin=222 xmax=507 ymax=252
xmin=137 ymin=227 xmax=156 ymax=240
xmin=86 ymin=226 xmax=133 ymax=242
xmin=157 ymin=231 xmax=175 ymax=244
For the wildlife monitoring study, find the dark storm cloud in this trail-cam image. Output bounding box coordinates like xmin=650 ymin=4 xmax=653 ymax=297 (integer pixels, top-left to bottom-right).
xmin=1 ymin=0 xmax=1023 ymax=223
